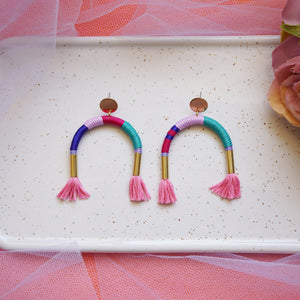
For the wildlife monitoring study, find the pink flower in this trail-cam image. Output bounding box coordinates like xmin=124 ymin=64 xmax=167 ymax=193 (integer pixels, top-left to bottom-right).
xmin=268 ymin=35 xmax=300 ymax=127
xmin=282 ymin=0 xmax=300 ymax=26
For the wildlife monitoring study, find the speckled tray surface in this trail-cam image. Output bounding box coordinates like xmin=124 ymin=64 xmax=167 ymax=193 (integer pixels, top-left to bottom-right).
xmin=0 ymin=36 xmax=299 ymax=252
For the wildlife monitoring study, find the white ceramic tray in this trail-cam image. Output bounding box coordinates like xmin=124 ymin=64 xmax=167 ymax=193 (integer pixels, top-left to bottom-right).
xmin=0 ymin=36 xmax=299 ymax=253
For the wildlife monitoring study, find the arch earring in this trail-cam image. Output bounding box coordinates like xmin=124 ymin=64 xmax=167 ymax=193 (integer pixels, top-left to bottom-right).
xmin=57 ymin=97 xmax=151 ymax=202
xmin=159 ymin=97 xmax=241 ymax=204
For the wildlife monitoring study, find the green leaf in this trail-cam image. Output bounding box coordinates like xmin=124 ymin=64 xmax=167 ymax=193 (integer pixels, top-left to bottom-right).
xmin=281 ymin=24 xmax=300 ymax=38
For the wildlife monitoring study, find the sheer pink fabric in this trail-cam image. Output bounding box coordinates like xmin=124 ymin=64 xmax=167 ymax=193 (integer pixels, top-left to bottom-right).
xmin=94 ymin=253 xmax=300 ymax=299
xmin=0 ymin=0 xmax=287 ymax=40
xmin=0 ymin=244 xmax=98 ymax=299
xmin=1 ymin=248 xmax=300 ymax=299
xmin=1 ymin=1 xmax=297 ymax=299
xmin=75 ymin=0 xmax=286 ymax=36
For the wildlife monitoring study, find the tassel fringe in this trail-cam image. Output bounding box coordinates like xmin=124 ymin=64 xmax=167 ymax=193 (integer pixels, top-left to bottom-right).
xmin=158 ymin=179 xmax=177 ymax=204
xmin=210 ymin=173 xmax=241 ymax=200
xmin=129 ymin=176 xmax=151 ymax=201
xmin=57 ymin=177 xmax=90 ymax=201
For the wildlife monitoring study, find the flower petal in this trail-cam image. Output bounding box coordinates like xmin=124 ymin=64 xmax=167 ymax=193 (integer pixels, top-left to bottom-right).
xmin=294 ymin=81 xmax=300 ymax=93
xmin=282 ymin=0 xmax=300 ymax=26
xmin=291 ymin=64 xmax=300 ymax=74
xmin=268 ymin=79 xmax=288 ymax=115
xmin=274 ymin=56 xmax=300 ymax=83
xmin=281 ymin=74 xmax=300 ymax=87
xmin=268 ymin=79 xmax=300 ymax=127
xmin=284 ymin=87 xmax=300 ymax=116
xmin=272 ymin=36 xmax=300 ymax=72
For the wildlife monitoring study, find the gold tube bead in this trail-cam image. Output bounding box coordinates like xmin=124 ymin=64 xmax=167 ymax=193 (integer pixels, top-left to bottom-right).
xmin=133 ymin=153 xmax=141 ymax=176
xmin=161 ymin=156 xmax=169 ymax=180
xmin=226 ymin=150 xmax=235 ymax=174
xmin=70 ymin=154 xmax=78 ymax=177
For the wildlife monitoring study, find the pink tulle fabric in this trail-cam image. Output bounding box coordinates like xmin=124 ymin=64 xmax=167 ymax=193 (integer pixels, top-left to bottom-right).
xmin=0 ymin=244 xmax=98 ymax=299
xmin=0 ymin=0 xmax=296 ymax=299
xmin=94 ymin=253 xmax=300 ymax=299
xmin=0 ymin=0 xmax=286 ymax=41
xmin=1 ymin=245 xmax=300 ymax=299
xmin=75 ymin=0 xmax=286 ymax=36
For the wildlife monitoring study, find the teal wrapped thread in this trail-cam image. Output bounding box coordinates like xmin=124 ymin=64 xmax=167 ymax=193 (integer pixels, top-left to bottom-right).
xmin=203 ymin=116 xmax=232 ymax=148
xmin=121 ymin=121 xmax=142 ymax=150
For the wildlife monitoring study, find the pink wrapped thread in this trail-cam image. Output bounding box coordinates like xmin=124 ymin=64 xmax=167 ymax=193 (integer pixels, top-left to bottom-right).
xmin=158 ymin=179 xmax=177 ymax=204
xmin=129 ymin=176 xmax=151 ymax=201
xmin=210 ymin=173 xmax=241 ymax=200
xmin=175 ymin=115 xmax=204 ymax=130
xmin=57 ymin=177 xmax=90 ymax=201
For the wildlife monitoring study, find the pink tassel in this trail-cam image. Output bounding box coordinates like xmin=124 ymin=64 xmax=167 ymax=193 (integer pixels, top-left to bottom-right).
xmin=158 ymin=179 xmax=177 ymax=204
xmin=129 ymin=176 xmax=151 ymax=201
xmin=210 ymin=173 xmax=241 ymax=200
xmin=57 ymin=177 xmax=90 ymax=201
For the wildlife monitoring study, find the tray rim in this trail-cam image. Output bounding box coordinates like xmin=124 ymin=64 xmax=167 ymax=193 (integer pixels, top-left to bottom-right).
xmin=1 ymin=236 xmax=300 ymax=253
xmin=1 ymin=35 xmax=280 ymax=46
xmin=2 ymin=35 xmax=298 ymax=254
xmin=54 ymin=35 xmax=281 ymax=46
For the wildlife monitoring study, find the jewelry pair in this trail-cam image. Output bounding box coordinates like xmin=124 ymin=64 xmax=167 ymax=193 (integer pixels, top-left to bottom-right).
xmin=57 ymin=97 xmax=241 ymax=204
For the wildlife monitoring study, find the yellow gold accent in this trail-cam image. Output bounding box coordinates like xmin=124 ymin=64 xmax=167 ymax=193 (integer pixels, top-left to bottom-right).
xmin=226 ymin=150 xmax=235 ymax=174
xmin=162 ymin=156 xmax=169 ymax=179
xmin=133 ymin=153 xmax=141 ymax=176
xmin=70 ymin=154 xmax=77 ymax=177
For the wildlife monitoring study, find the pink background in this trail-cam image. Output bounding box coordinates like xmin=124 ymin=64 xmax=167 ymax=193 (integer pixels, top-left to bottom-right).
xmin=2 ymin=0 xmax=300 ymax=299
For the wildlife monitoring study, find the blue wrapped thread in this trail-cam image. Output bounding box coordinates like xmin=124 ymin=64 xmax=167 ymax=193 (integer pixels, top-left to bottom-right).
xmin=70 ymin=125 xmax=89 ymax=151
xmin=121 ymin=121 xmax=142 ymax=150
xmin=203 ymin=116 xmax=232 ymax=148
